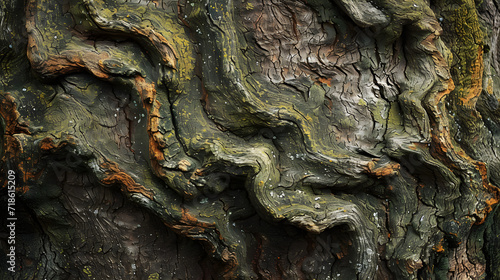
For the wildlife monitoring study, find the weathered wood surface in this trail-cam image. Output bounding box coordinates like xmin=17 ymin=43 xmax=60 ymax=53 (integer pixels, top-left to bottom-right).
xmin=2 ymin=0 xmax=500 ymax=279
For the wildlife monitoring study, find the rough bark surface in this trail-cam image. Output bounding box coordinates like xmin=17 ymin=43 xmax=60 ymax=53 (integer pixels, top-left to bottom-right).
xmin=2 ymin=0 xmax=500 ymax=279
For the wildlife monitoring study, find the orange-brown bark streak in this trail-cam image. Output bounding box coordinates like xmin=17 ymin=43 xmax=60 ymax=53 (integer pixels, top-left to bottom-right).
xmin=0 ymin=94 xmax=33 ymax=186
xmin=100 ymin=161 xmax=155 ymax=200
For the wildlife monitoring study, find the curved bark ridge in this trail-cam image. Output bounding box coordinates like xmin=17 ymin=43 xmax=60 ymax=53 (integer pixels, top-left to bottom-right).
xmin=1 ymin=0 xmax=500 ymax=279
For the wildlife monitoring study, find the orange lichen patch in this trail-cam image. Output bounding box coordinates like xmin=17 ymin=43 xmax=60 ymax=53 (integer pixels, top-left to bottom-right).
xmin=432 ymin=240 xmax=445 ymax=253
xmin=40 ymin=138 xmax=57 ymax=151
xmin=428 ymin=79 xmax=463 ymax=171
xmin=17 ymin=185 xmax=30 ymax=194
xmin=148 ymin=116 xmax=165 ymax=164
xmin=475 ymin=161 xmax=493 ymax=189
xmin=428 ymin=116 xmax=499 ymax=225
xmin=0 ymin=94 xmax=30 ymax=135
xmin=149 ymin=137 xmax=165 ymax=162
xmin=22 ymin=173 xmax=37 ymax=183
xmin=5 ymin=137 xmax=20 ymax=158
xmin=134 ymin=76 xmax=156 ymax=105
xmin=317 ymin=77 xmax=332 ymax=87
xmin=458 ymin=47 xmax=484 ymax=108
xmin=133 ymin=76 xmax=168 ymax=176
xmin=178 ymin=207 xmax=215 ymax=228
xmin=100 ymin=161 xmax=154 ymax=200
xmin=150 ymin=133 xmax=166 ymax=166
xmin=38 ymin=136 xmax=76 ymax=152
xmin=194 ymin=168 xmax=205 ymax=176
xmin=452 ymin=219 xmax=462 ymax=226
xmin=425 ymin=40 xmax=459 ymax=169
xmin=408 ymin=143 xmax=418 ymax=150
xmin=149 ymin=113 xmax=163 ymax=133
xmin=167 ymin=208 xmax=218 ymax=245
xmin=434 ymin=79 xmax=455 ymax=107
xmin=364 ymin=160 xmax=400 ymax=178
xmin=472 ymin=162 xmax=500 ymax=224
xmin=335 ymin=251 xmax=344 ymax=259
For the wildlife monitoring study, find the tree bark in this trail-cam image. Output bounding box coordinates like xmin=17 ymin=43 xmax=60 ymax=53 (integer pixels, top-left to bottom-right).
xmin=2 ymin=0 xmax=500 ymax=279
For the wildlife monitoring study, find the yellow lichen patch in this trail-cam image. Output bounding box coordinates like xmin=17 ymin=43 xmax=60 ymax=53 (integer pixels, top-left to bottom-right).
xmin=486 ymin=77 xmax=494 ymax=95
xmin=458 ymin=47 xmax=484 ymax=108
xmin=83 ymin=265 xmax=92 ymax=278
xmin=148 ymin=273 xmax=160 ymax=280
xmin=245 ymin=1 xmax=254 ymax=10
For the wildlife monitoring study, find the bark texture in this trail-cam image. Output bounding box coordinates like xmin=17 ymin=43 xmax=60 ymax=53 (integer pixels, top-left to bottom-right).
xmin=2 ymin=0 xmax=500 ymax=279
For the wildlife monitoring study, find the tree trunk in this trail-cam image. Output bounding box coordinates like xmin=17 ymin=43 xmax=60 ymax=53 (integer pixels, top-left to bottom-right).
xmin=2 ymin=0 xmax=500 ymax=279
